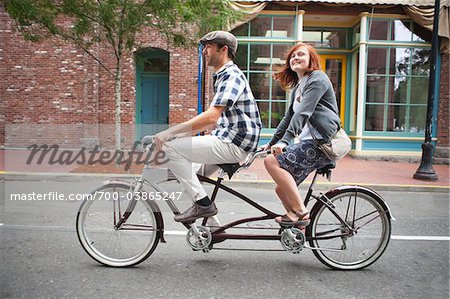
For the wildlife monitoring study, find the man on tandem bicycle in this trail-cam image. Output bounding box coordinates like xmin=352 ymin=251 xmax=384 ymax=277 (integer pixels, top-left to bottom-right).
xmin=154 ymin=31 xmax=261 ymax=223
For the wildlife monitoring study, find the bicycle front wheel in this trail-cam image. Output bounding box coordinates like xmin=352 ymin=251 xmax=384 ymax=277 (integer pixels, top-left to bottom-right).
xmin=76 ymin=183 xmax=161 ymax=267
xmin=308 ymin=189 xmax=391 ymax=270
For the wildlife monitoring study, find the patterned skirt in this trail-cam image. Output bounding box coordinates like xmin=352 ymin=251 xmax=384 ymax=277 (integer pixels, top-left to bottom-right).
xmin=276 ymin=140 xmax=333 ymax=185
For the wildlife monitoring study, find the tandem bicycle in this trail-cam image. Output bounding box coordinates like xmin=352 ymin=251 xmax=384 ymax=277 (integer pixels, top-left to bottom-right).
xmin=76 ymin=136 xmax=393 ymax=270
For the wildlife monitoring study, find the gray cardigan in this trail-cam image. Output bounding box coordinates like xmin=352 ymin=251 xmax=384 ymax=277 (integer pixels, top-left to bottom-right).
xmin=269 ymin=70 xmax=341 ymax=146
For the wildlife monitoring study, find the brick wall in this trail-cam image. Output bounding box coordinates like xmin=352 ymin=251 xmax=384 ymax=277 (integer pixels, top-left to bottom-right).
xmin=1 ymin=6 xmax=198 ymax=149
xmin=437 ymin=53 xmax=449 ymax=148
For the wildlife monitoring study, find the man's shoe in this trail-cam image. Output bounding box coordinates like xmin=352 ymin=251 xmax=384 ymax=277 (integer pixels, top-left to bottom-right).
xmin=174 ymin=202 xmax=218 ymax=223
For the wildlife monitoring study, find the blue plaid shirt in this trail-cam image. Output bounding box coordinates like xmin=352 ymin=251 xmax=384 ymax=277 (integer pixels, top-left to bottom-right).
xmin=211 ymin=61 xmax=261 ymax=152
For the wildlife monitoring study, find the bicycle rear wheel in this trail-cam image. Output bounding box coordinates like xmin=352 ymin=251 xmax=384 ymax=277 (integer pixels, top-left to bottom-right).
xmin=308 ymin=189 xmax=391 ymax=270
xmin=76 ymin=183 xmax=161 ymax=267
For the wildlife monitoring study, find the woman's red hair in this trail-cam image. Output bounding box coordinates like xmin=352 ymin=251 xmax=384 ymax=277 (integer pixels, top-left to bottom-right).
xmin=274 ymin=43 xmax=321 ymax=90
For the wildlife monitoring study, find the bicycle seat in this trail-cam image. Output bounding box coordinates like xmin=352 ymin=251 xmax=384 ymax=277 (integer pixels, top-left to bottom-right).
xmin=216 ymin=163 xmax=241 ymax=179
xmin=317 ymin=162 xmax=336 ymax=175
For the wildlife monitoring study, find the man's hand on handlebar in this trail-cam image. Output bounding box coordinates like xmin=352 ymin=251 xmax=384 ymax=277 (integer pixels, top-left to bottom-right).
xmin=155 ymin=130 xmax=172 ymax=151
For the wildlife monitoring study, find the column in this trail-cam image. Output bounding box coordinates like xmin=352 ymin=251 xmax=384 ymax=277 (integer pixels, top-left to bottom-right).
xmin=296 ymin=10 xmax=305 ymax=43
xmin=355 ymin=12 xmax=369 ymax=153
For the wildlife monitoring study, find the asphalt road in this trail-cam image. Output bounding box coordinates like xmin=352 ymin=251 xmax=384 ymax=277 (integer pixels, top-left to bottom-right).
xmin=1 ymin=178 xmax=449 ymax=298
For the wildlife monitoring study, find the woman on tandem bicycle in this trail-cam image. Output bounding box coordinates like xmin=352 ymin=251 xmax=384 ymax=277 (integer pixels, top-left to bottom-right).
xmin=264 ymin=43 xmax=341 ymax=230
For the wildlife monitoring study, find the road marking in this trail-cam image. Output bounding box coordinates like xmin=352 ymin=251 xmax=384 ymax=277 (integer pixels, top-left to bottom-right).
xmin=391 ymin=235 xmax=450 ymax=241
xmin=1 ymin=225 xmax=449 ymax=241
xmin=0 ymin=223 xmax=450 ymax=242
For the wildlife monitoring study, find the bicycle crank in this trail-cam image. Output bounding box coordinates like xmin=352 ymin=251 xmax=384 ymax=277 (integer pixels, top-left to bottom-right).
xmin=186 ymin=225 xmax=212 ymax=251
xmin=280 ymin=228 xmax=305 ymax=254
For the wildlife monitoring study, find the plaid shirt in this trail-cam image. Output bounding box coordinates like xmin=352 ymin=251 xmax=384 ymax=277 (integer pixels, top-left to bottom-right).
xmin=211 ymin=61 xmax=261 ymax=152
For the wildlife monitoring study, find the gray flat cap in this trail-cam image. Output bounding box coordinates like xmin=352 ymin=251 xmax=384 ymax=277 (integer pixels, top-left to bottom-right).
xmin=200 ymin=31 xmax=238 ymax=57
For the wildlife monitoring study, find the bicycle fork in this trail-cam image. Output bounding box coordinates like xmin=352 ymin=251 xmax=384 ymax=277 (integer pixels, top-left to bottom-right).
xmin=114 ymin=181 xmax=143 ymax=229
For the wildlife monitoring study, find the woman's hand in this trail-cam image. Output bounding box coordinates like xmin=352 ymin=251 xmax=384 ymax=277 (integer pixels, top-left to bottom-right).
xmin=271 ymin=143 xmax=286 ymax=156
xmin=260 ymin=143 xmax=271 ymax=151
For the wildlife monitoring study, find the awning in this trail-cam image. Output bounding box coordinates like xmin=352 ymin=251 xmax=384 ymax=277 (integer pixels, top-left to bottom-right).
xmin=232 ymin=0 xmax=448 ymax=6
xmin=229 ymin=0 xmax=449 ymax=53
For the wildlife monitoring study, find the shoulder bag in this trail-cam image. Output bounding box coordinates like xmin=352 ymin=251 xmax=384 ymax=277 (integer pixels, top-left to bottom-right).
xmin=308 ymin=122 xmax=351 ymax=161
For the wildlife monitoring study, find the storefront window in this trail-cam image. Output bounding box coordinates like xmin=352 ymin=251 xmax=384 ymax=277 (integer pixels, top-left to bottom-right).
xmin=273 ymin=17 xmax=295 ymax=38
xmin=303 ymin=29 xmax=322 ymax=47
xmin=304 ymin=28 xmax=348 ymax=48
xmin=369 ymin=18 xmax=429 ymax=43
xmin=249 ymin=44 xmax=271 ymax=71
xmin=388 ymin=76 xmax=408 ymax=104
xmin=369 ymin=20 xmax=389 ymax=40
xmin=257 ymin=101 xmax=270 ymax=128
xmin=365 ymin=46 xmax=430 ymax=133
xmin=323 ymin=30 xmax=347 ymax=48
xmin=232 ymin=15 xmax=295 ymax=39
xmin=250 ymin=16 xmax=272 ymax=37
xmin=389 ymin=47 xmax=409 ymax=75
xmin=366 ymin=78 xmax=386 ymax=103
xmin=411 ymin=48 xmax=431 ymax=75
xmin=232 ymin=15 xmax=296 ymax=129
xmin=410 ymin=77 xmax=428 ymax=105
xmin=249 ymin=72 xmax=270 ymax=100
xmin=234 ymin=42 xmax=292 ymax=129
xmin=392 ymin=20 xmax=413 ymax=41
xmin=352 ymin=24 xmax=360 ymax=46
xmin=367 ymin=48 xmax=387 ymax=75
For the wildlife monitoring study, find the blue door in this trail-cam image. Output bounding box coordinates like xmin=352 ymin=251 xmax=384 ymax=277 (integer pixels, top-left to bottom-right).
xmin=136 ymin=48 xmax=170 ymax=139
xmin=140 ymin=74 xmax=169 ymax=137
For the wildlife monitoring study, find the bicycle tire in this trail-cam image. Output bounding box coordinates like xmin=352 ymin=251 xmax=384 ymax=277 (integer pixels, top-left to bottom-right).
xmin=308 ymin=188 xmax=391 ymax=270
xmin=76 ymin=183 xmax=161 ymax=267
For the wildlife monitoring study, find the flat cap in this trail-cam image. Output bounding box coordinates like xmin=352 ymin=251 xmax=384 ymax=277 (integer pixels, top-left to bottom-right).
xmin=200 ymin=31 xmax=238 ymax=57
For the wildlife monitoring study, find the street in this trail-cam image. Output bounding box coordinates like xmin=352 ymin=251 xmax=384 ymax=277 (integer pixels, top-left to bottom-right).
xmin=1 ymin=177 xmax=449 ymax=299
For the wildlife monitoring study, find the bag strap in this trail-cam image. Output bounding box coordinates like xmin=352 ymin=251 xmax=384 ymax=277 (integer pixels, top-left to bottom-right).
xmin=307 ymin=121 xmax=322 ymax=144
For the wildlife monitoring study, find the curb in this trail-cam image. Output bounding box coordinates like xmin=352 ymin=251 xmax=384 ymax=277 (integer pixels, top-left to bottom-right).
xmin=1 ymin=172 xmax=449 ymax=193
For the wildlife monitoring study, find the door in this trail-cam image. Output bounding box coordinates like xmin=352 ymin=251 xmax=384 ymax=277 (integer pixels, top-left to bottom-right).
xmin=136 ymin=49 xmax=169 ymax=139
xmin=321 ymin=55 xmax=347 ymax=124
xmin=140 ymin=75 xmax=169 ymax=136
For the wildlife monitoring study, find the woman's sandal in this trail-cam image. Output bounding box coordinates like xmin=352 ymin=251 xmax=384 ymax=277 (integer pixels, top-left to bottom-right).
xmin=275 ymin=210 xmax=310 ymax=227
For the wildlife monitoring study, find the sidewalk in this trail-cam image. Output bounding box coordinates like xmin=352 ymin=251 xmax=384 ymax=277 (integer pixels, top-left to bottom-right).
xmin=1 ymin=149 xmax=449 ymax=192
xmin=231 ymin=156 xmax=449 ymax=192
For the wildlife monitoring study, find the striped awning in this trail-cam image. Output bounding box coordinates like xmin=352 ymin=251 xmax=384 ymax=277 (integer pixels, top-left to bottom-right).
xmin=235 ymin=0 xmax=444 ymax=7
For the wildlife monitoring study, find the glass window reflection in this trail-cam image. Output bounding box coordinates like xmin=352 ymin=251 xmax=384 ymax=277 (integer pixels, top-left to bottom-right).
xmin=411 ymin=48 xmax=431 ymax=76
xmin=271 ymin=102 xmax=287 ymax=128
xmin=257 ymin=101 xmax=270 ymax=128
xmin=387 ymin=105 xmax=406 ymax=131
xmin=365 ymin=105 xmax=384 ymax=131
xmin=369 ymin=20 xmax=389 ymax=40
xmin=251 ymin=17 xmax=272 ymax=37
xmin=234 ymin=44 xmax=248 ymax=71
xmin=273 ymin=17 xmax=295 ymax=38
xmin=409 ymin=106 xmax=426 ymax=132
xmin=250 ymin=44 xmax=271 ymax=71
xmin=367 ymin=48 xmax=387 ymax=75
xmin=249 ymin=73 xmax=270 ymax=100
xmin=366 ymin=77 xmax=386 ymax=103
xmin=410 ymin=78 xmax=428 ymax=105
xmin=392 ymin=20 xmax=412 ymax=41
xmin=390 ymin=48 xmax=410 ymax=75
xmin=323 ymin=30 xmax=346 ymax=48
xmin=388 ymin=76 xmax=408 ymax=103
